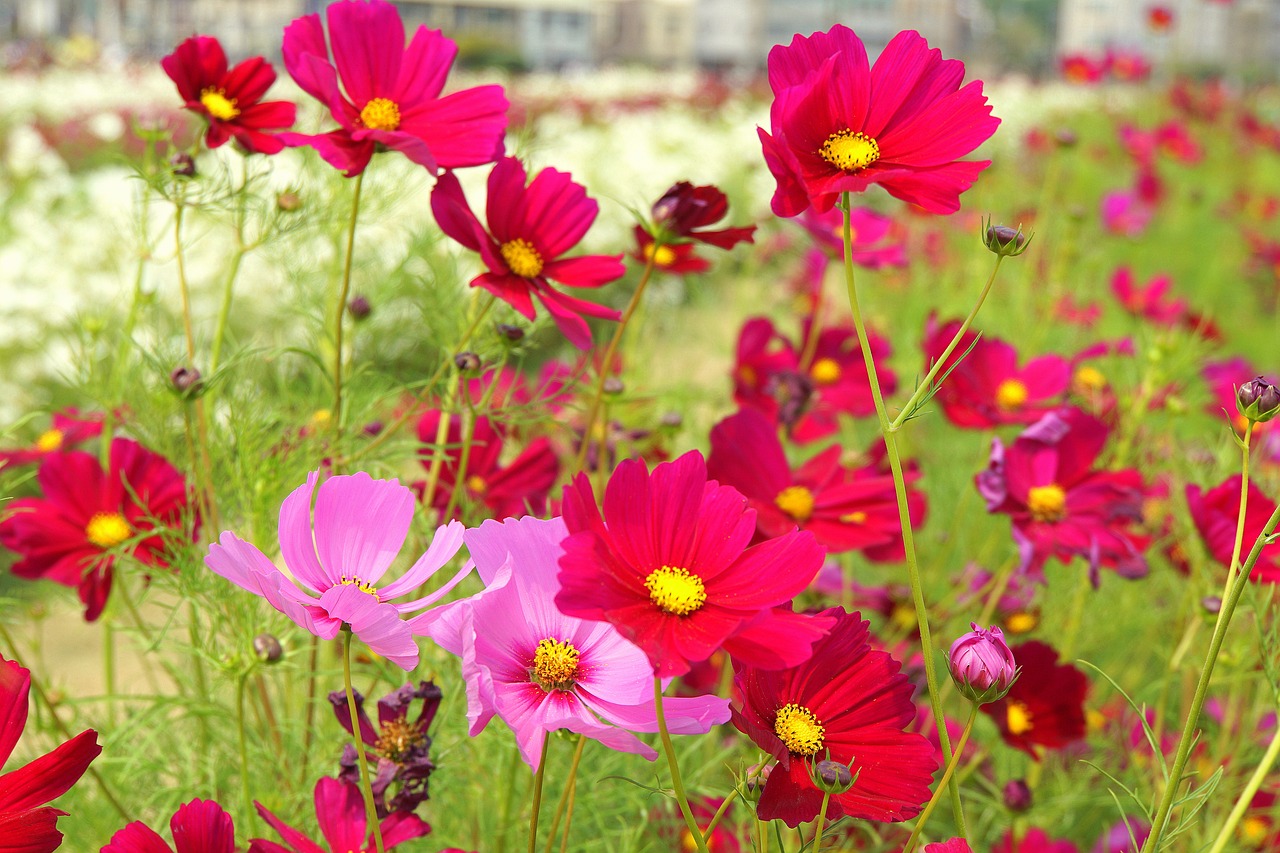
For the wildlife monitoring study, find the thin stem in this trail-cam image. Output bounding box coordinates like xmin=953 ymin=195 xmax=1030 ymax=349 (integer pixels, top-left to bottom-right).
xmin=298 ymin=634 xmax=320 ymax=789
xmin=342 ymin=630 xmax=385 ymax=853
xmin=1208 ymin=723 xmax=1280 ymax=853
xmin=572 ymin=251 xmax=659 ymax=474
xmin=529 ymin=737 xmax=550 ymax=853
xmin=495 ymin=744 xmax=522 ymax=853
xmin=902 ymin=705 xmax=980 ymax=853
xmin=703 ymin=786 xmax=740 ymax=838
xmin=209 ymin=157 xmax=251 ymax=375
xmin=555 ymin=736 xmax=587 ymax=853
xmin=236 ymin=673 xmax=254 ymax=832
xmin=811 ymin=791 xmax=832 ymax=852
xmin=837 ymin=194 xmax=964 ymax=833
xmin=332 ymin=171 xmax=366 ymax=447
xmin=545 ymin=734 xmax=587 ymax=853
xmin=654 ymin=677 xmax=710 ymax=853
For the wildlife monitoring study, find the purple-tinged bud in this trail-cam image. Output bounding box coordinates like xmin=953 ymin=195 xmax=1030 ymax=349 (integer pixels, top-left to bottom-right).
xmin=1236 ymin=376 xmax=1280 ymax=424
xmin=948 ymin=623 xmax=1017 ymax=704
xmin=495 ymin=322 xmax=524 ymax=342
xmin=742 ymin=763 xmax=772 ymax=802
xmin=277 ymin=190 xmax=302 ymax=212
xmin=1003 ymin=779 xmax=1032 ymax=812
xmin=1054 ymin=128 xmax=1078 ymax=148
xmin=810 ymin=759 xmax=855 ymax=794
xmin=454 ymin=351 xmax=482 ymax=372
xmin=362 ymin=420 xmax=384 ymax=438
xmin=602 ymin=377 xmax=624 ymax=395
xmin=253 ymin=633 xmax=283 ymax=663
xmin=170 ymin=366 xmax=204 ymax=399
xmin=170 ymin=152 xmax=196 ymax=177
xmin=982 ymin=217 xmax=1032 ymax=257
xmin=1201 ymin=595 xmax=1222 ymax=615
xmin=347 ymin=294 xmax=371 ymax=321
xmin=660 ymin=411 xmax=683 ymax=429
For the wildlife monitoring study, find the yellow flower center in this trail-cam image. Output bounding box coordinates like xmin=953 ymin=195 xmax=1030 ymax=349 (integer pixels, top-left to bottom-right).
xmin=644 ymin=566 xmax=707 ymax=617
xmin=359 ymin=97 xmax=401 ymax=131
xmin=1239 ymin=816 xmax=1270 ymax=846
xmin=466 ymin=475 xmax=488 ymax=495
xmin=1006 ymin=700 xmax=1034 ymax=735
xmin=774 ymin=485 xmax=815 ymax=522
xmin=532 ymin=637 xmax=580 ymax=691
xmin=1027 ymin=484 xmax=1067 ymax=523
xmin=996 ymin=378 xmax=1029 ymax=410
xmin=35 ymin=429 xmax=64 ymax=452
xmin=819 ymin=130 xmax=880 ymax=172
xmin=200 ymin=87 xmax=240 ymax=120
xmin=85 ymin=512 xmax=131 ymax=549
xmin=774 ymin=702 xmax=825 ymax=756
xmin=374 ymin=717 xmax=426 ymax=762
xmin=890 ymin=601 xmax=917 ymax=630
xmin=680 ymin=829 xmax=701 ymax=853
xmin=311 ymin=409 xmax=332 ymax=428
xmin=841 ymin=510 xmax=868 ymax=524
xmin=810 ymin=357 xmax=842 ymax=385
xmin=339 ymin=577 xmax=381 ymax=602
xmin=1005 ymin=611 xmax=1039 ymax=634
xmin=500 ymin=238 xmax=545 ymax=278
xmin=1074 ymin=365 xmax=1106 ymax=393
xmin=644 ymin=242 xmax=677 ymax=267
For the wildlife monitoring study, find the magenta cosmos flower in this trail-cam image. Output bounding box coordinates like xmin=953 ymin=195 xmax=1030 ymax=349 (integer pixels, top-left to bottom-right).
xmin=0 ymin=407 xmax=103 ymax=468
xmin=1187 ymin=476 xmax=1280 ymax=584
xmin=205 ymin=472 xmax=468 ymax=670
xmin=161 ymin=36 xmax=296 ymax=155
xmin=432 ymin=156 xmax=625 ymax=349
xmin=280 ymin=0 xmax=507 ymax=176
xmin=425 ymin=516 xmax=729 ymax=770
xmin=103 ymin=799 xmax=236 ymax=853
xmin=556 ymin=450 xmax=831 ymax=678
xmin=760 ymin=26 xmax=999 ymax=216
xmin=250 ymin=777 xmax=429 ymax=853
xmin=0 ymin=655 xmax=101 ymax=853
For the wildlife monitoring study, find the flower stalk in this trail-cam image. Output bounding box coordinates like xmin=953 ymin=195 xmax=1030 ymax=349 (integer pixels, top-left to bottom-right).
xmin=342 ymin=629 xmax=385 ymax=853
xmin=654 ymin=677 xmax=710 ymax=853
xmin=331 ymin=171 xmax=365 ymax=452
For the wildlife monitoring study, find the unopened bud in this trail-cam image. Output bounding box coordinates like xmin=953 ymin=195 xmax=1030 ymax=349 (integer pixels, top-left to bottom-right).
xmin=982 ymin=218 xmax=1031 ymax=257
xmin=811 ymin=759 xmax=855 ymax=794
xmin=1003 ymin=779 xmax=1032 ymax=812
xmin=495 ymin=322 xmax=524 ymax=342
xmin=948 ymin=623 xmax=1018 ymax=704
xmin=660 ymin=411 xmax=683 ymax=429
xmin=1236 ymin=376 xmax=1280 ymax=424
xmin=277 ymin=191 xmax=302 ymax=212
xmin=170 ymin=152 xmax=196 ymax=178
xmin=602 ymin=377 xmax=624 ymax=395
xmin=742 ymin=763 xmax=772 ymax=802
xmin=253 ymin=633 xmax=283 ymax=663
xmin=454 ymin=351 xmax=482 ymax=372
xmin=363 ymin=420 xmax=384 ymax=437
xmin=347 ymin=295 xmax=371 ymax=321
xmin=1054 ymin=129 xmax=1078 ymax=148
xmin=170 ymin=366 xmax=204 ymax=399
xmin=1201 ymin=595 xmax=1222 ymax=615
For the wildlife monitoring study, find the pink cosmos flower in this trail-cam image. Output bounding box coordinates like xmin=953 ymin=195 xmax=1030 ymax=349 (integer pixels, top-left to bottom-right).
xmin=103 ymin=799 xmax=236 ymax=853
xmin=204 ymin=472 xmax=468 ymax=670
xmin=1061 ymin=54 xmax=1105 ymax=84
xmin=431 ymin=156 xmax=625 ymax=349
xmin=250 ymin=777 xmax=429 ymax=853
xmin=760 ymin=26 xmax=998 ymax=216
xmin=1104 ymin=50 xmax=1152 ymax=82
xmin=424 ymin=516 xmax=729 ymax=770
xmin=280 ymin=0 xmax=507 ymax=176
xmin=797 ymin=206 xmax=907 ymax=269
xmin=1101 ymin=190 xmax=1155 ymax=237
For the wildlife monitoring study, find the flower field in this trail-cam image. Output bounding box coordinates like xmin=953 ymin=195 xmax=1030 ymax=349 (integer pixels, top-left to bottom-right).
xmin=1 ymin=2 xmax=1280 ymax=852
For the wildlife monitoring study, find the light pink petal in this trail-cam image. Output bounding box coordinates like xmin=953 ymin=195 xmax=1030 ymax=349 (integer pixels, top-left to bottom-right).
xmin=582 ymin=690 xmax=730 ymax=736
xmin=277 ymin=471 xmax=329 ymax=592
xmin=317 ymin=585 xmax=419 ymax=670
xmin=379 ymin=519 xmax=467 ymax=599
xmin=205 ymin=533 xmax=340 ymax=639
xmin=312 ymin=473 xmax=414 ymax=586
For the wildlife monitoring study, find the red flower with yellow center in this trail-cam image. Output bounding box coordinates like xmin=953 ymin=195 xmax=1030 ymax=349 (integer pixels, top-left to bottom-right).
xmin=982 ymin=640 xmax=1088 ymax=758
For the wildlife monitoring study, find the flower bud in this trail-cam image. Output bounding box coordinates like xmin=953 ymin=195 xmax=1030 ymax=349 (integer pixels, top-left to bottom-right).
xmin=660 ymin=411 xmax=683 ymax=429
xmin=1003 ymin=779 xmax=1032 ymax=812
xmin=253 ymin=633 xmax=283 ymax=663
xmin=742 ymin=763 xmax=772 ymax=802
xmin=170 ymin=152 xmax=196 ymax=178
xmin=948 ymin=623 xmax=1017 ymax=704
xmin=1054 ymin=129 xmax=1078 ymax=148
xmin=363 ymin=420 xmax=384 ymax=437
xmin=603 ymin=377 xmax=624 ymax=395
xmin=1236 ymin=376 xmax=1280 ymax=424
xmin=1201 ymin=595 xmax=1222 ymax=615
xmin=810 ymin=759 xmax=855 ymax=794
xmin=454 ymin=351 xmax=482 ymax=372
xmin=277 ymin=190 xmax=302 ymax=212
xmin=495 ymin=322 xmax=524 ymax=342
xmin=170 ymin=366 xmax=204 ymax=399
xmin=347 ymin=294 xmax=371 ymax=321
xmin=982 ymin=218 xmax=1031 ymax=257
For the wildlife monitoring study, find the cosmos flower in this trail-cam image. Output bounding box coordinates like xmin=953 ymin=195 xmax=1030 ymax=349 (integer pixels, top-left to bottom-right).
xmin=161 ymin=35 xmax=296 ymax=154
xmin=797 ymin=205 xmax=908 ymax=269
xmin=730 ymin=608 xmax=935 ymax=826
xmin=280 ymin=0 xmax=507 ymax=176
xmin=424 ymin=516 xmax=729 ymax=770
xmin=205 ymin=472 xmax=468 ymax=670
xmin=994 ymin=828 xmax=1080 ymax=853
xmin=0 ymin=408 xmax=103 ymax=468
xmin=1061 ymin=53 xmax=1105 ymax=84
xmin=0 ymin=654 xmax=101 ymax=853
xmin=102 ymin=799 xmax=236 ymax=853
xmin=556 ymin=451 xmax=831 ymax=678
xmin=0 ymin=438 xmax=192 ymax=621
xmin=981 ymin=640 xmax=1088 ymax=758
xmin=1186 ymin=476 xmax=1280 ymax=584
xmin=643 ymin=181 xmax=756 ymax=250
xmin=760 ymin=26 xmax=999 ymax=215
xmin=431 ymin=156 xmax=625 ymax=349
xmin=250 ymin=777 xmax=430 ymax=853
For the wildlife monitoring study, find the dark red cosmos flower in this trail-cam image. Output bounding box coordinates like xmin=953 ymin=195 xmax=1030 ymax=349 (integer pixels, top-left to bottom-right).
xmin=975 ymin=408 xmax=1150 ymax=584
xmin=103 ymin=799 xmax=236 ymax=853
xmin=0 ymin=438 xmax=193 ymax=621
xmin=280 ymin=0 xmax=507 ymax=176
xmin=415 ymin=410 xmax=558 ymax=521
xmin=432 ymin=156 xmax=624 ymax=349
xmin=0 ymin=655 xmax=101 ymax=853
xmin=760 ymin=26 xmax=999 ymax=216
xmin=1187 ymin=476 xmax=1280 ymax=583
xmin=645 ymin=181 xmax=756 ymax=249
xmin=1104 ymin=50 xmax=1152 ymax=83
xmin=250 ymin=777 xmax=430 ymax=853
xmin=981 ymin=640 xmax=1088 ymax=758
xmin=730 ymin=608 xmax=935 ymax=827
xmin=922 ymin=316 xmax=1070 ymax=428
xmin=707 ymin=408 xmax=925 ymax=557
xmin=0 ymin=408 xmax=103 ymax=468
xmin=161 ymin=36 xmax=295 ymax=155
xmin=632 ymin=226 xmax=711 ymax=274
xmin=556 ymin=450 xmax=831 ymax=678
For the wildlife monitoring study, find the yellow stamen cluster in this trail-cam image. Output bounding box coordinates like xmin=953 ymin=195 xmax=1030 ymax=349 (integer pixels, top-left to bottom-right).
xmin=359 ymin=97 xmax=401 ymax=131
xmin=35 ymin=429 xmax=64 ymax=452
xmin=1006 ymin=700 xmax=1034 ymax=735
xmin=644 ymin=565 xmax=707 ymax=617
xmin=85 ymin=512 xmax=131 ymax=549
xmin=996 ymin=378 xmax=1029 ymax=410
xmin=810 ymin=357 xmax=842 ymax=385
xmin=465 ymin=475 xmax=488 ymax=496
xmin=1026 ymin=483 xmax=1068 ymax=523
xmin=200 ymin=87 xmax=240 ymax=120
xmin=1004 ymin=611 xmax=1039 ymax=634
xmin=774 ymin=485 xmax=816 ymax=523
xmin=819 ymin=130 xmax=880 ymax=172
xmin=500 ymin=238 xmax=544 ymax=278
xmin=533 ymin=637 xmax=581 ymax=691
xmin=644 ymin=242 xmax=678 ymax=267
xmin=1073 ymin=365 xmax=1106 ymax=393
xmin=375 ymin=717 xmax=426 ymax=762
xmin=339 ymin=577 xmax=381 ymax=602
xmin=774 ymin=702 xmax=825 ymax=756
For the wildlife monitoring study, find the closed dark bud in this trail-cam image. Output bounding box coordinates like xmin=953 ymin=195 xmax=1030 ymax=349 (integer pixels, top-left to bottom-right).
xmin=170 ymin=152 xmax=196 ymax=177
xmin=454 ymin=351 xmax=482 ymax=372
xmin=983 ymin=220 xmax=1031 ymax=257
xmin=1003 ymin=779 xmax=1032 ymax=812
xmin=253 ymin=633 xmax=283 ymax=663
xmin=170 ymin=366 xmax=204 ymax=398
xmin=812 ymin=759 xmax=854 ymax=794
xmin=347 ymin=295 xmax=371 ymax=320
xmin=1237 ymin=376 xmax=1280 ymax=424
xmin=496 ymin=322 xmax=524 ymax=341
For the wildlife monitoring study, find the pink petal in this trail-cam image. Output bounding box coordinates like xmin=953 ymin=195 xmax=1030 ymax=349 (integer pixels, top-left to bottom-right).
xmin=277 ymin=472 xmax=329 ymax=593
xmin=326 ymin=0 xmax=403 ymax=107
xmin=379 ymin=519 xmax=466 ymax=600
xmin=312 ymin=473 xmax=414 ymax=587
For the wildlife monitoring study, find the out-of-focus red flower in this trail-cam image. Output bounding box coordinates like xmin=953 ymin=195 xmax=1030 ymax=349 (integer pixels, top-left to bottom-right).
xmin=1061 ymin=53 xmax=1105 ymax=84
xmin=982 ymin=640 xmax=1088 ymax=758
xmin=646 ymin=181 xmax=756 ymax=249
xmin=994 ymin=828 xmax=1080 ymax=853
xmin=0 ymin=408 xmax=103 ymax=468
xmin=797 ymin=206 xmax=907 ymax=269
xmin=1187 ymin=476 xmax=1280 ymax=583
xmin=1105 ymin=50 xmax=1152 ymax=82
xmin=1147 ymin=4 xmax=1175 ymax=31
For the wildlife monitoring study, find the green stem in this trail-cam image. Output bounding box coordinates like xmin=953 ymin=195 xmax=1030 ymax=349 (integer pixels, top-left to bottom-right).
xmin=530 ymin=737 xmax=550 ymax=853
xmin=332 ymin=171 xmax=365 ymax=448
xmin=209 ymin=158 xmax=250 ymax=376
xmin=298 ymin=634 xmax=320 ymax=790
xmin=495 ymin=744 xmax=522 ymax=853
xmin=342 ymin=630 xmax=385 ymax=853
xmin=1207 ymin=723 xmax=1280 ymax=853
xmin=572 ymin=250 xmax=659 ymax=474
xmin=545 ymin=734 xmax=587 ymax=853
xmin=837 ymin=193 xmax=964 ymax=833
xmin=703 ymin=786 xmax=739 ymax=838
xmin=555 ymin=736 xmax=587 ymax=853
xmin=902 ymin=705 xmax=980 ymax=853
xmin=654 ymin=677 xmax=710 ymax=853
xmin=812 ymin=791 xmax=832 ymax=852
xmin=236 ymin=673 xmax=254 ymax=832
xmin=1142 ymin=424 xmax=1280 ymax=852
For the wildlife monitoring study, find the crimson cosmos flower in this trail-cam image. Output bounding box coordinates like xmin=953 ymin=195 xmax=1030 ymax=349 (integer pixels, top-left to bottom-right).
xmin=707 ymin=408 xmax=925 ymax=557
xmin=161 ymin=36 xmax=296 ymax=154
xmin=643 ymin=181 xmax=756 ymax=250
xmin=432 ymin=156 xmax=625 ymax=349
xmin=1187 ymin=476 xmax=1280 ymax=583
xmin=103 ymin=799 xmax=236 ymax=853
xmin=0 ymin=407 xmax=103 ymax=468
xmin=0 ymin=655 xmax=101 ymax=852
xmin=760 ymin=26 xmax=999 ymax=216
xmin=730 ymin=609 xmax=935 ymax=827
xmin=0 ymin=438 xmax=193 ymax=621
xmin=981 ymin=640 xmax=1088 ymax=758
xmin=280 ymin=0 xmax=507 ymax=176
xmin=556 ymin=450 xmax=831 ymax=678
xmin=250 ymin=777 xmax=429 ymax=853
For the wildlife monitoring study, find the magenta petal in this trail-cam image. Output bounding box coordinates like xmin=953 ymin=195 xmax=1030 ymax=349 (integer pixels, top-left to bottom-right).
xmin=279 ymin=130 xmax=373 ymax=177
xmin=0 ymin=658 xmax=29 ymax=768
xmin=379 ymin=519 xmax=466 ymax=600
xmin=277 ymin=472 xmax=329 ymax=592
xmin=314 ymin=777 xmax=366 ymax=853
xmin=0 ymin=728 xmax=100 ymax=812
xmin=312 ymin=473 xmax=415 ymax=587
xmin=394 ymin=27 xmax=454 ymax=103
xmin=171 ymin=799 xmax=236 ymax=853
xmin=102 ymin=821 xmax=173 ymax=853
xmin=326 ymin=0 xmax=403 ymax=108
